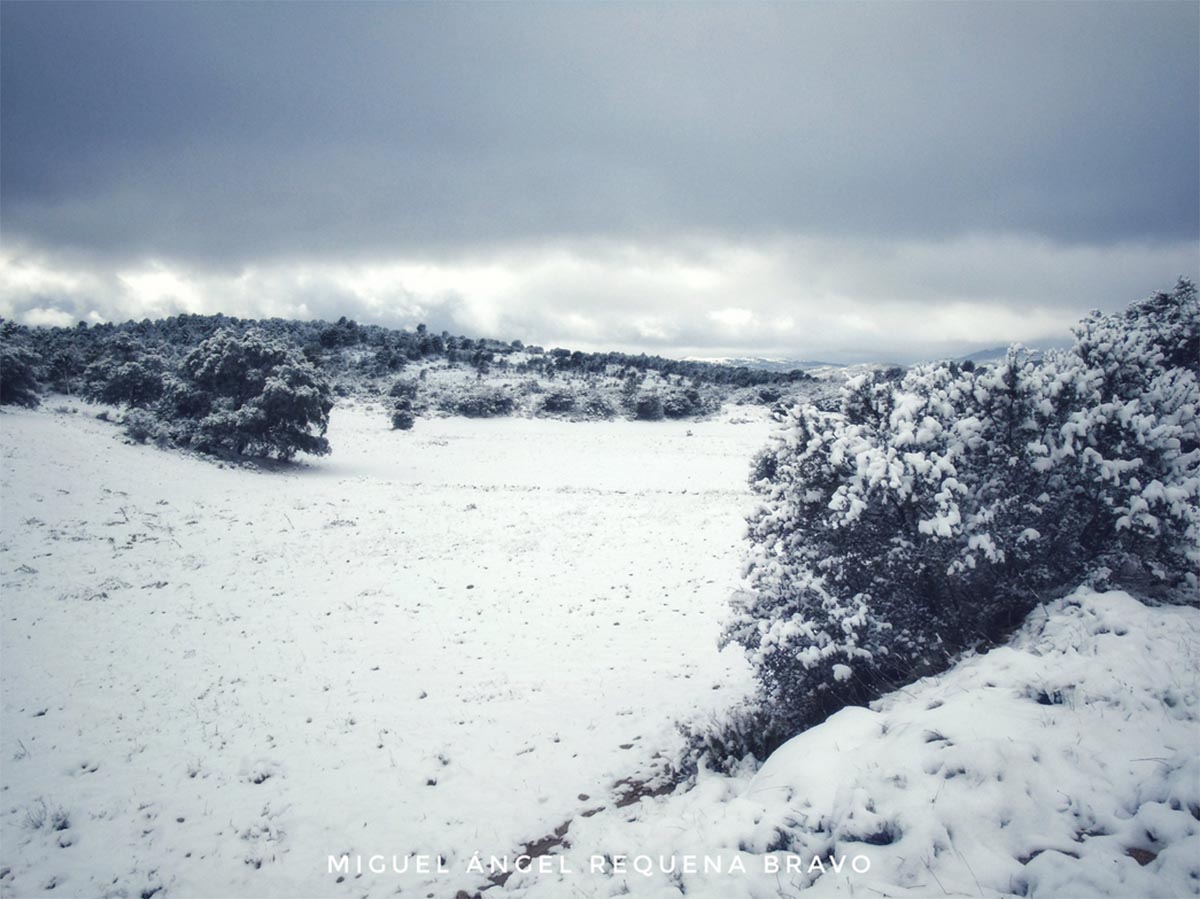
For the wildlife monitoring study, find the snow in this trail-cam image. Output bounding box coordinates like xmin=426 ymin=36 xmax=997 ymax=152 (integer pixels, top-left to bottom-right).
xmin=508 ymin=589 xmax=1200 ymax=899
xmin=0 ymin=400 xmax=773 ymax=898
xmin=3 ymin=400 xmax=1197 ymax=899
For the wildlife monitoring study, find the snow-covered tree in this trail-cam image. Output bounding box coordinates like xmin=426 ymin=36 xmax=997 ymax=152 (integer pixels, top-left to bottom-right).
xmin=723 ymin=281 xmax=1200 ymax=744
xmin=82 ymin=335 xmax=168 ymax=407
xmin=634 ymin=392 xmax=665 ymax=420
xmin=151 ymin=329 xmax=334 ymax=459
xmin=540 ymin=389 xmax=577 ymax=414
xmin=0 ymin=323 xmax=41 ymax=408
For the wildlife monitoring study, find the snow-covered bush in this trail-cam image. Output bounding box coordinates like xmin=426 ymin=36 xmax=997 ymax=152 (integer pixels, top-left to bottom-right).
xmin=579 ymin=395 xmax=617 ymax=420
xmin=540 ymin=389 xmax=577 ymax=413
xmin=0 ymin=323 xmax=41 ymax=407
xmin=143 ymin=329 xmax=333 ymax=459
xmin=121 ymin=408 xmax=163 ymax=444
xmin=82 ymin=335 xmax=168 ymax=407
xmin=634 ymin=392 xmax=665 ymax=420
xmin=386 ymin=378 xmax=417 ymax=430
xmin=390 ymin=407 xmax=415 ymax=430
xmin=442 ymin=386 xmax=515 ymax=418
xmin=722 ymin=281 xmax=1200 ymax=746
xmin=663 ymin=387 xmax=706 ymax=419
xmin=387 ymin=378 xmax=419 ymax=401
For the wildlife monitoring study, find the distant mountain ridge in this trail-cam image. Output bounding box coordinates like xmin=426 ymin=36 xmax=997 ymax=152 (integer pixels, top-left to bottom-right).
xmin=954 ymin=339 xmax=1072 ymax=365
xmin=686 ymin=356 xmax=844 ymax=372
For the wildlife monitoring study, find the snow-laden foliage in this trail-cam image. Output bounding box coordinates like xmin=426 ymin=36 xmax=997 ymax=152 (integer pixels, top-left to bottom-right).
xmin=441 ymin=385 xmax=516 ymax=418
xmin=724 ymin=281 xmax=1199 ymax=741
xmin=19 ymin=311 xmax=810 ymax=419
xmin=0 ymin=322 xmax=41 ymax=408
xmin=81 ymin=334 xmax=169 ymax=408
xmin=132 ymin=328 xmax=334 ymax=460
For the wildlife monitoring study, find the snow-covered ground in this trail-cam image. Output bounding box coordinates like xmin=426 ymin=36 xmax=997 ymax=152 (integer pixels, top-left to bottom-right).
xmin=0 ymin=401 xmax=772 ymax=898
xmin=512 ymin=589 xmax=1200 ymax=899
xmin=3 ymin=402 xmax=1198 ymax=899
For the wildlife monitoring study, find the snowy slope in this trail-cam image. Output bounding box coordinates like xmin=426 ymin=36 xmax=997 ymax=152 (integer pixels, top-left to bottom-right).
xmin=507 ymin=589 xmax=1200 ymax=898
xmin=0 ymin=401 xmax=773 ymax=898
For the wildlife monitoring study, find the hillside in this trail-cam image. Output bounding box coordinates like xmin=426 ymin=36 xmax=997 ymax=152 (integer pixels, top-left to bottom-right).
xmin=2 ymin=314 xmax=821 ymax=425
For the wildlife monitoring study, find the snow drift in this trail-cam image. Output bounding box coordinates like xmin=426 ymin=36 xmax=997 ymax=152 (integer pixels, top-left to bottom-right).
xmin=510 ymin=588 xmax=1200 ymax=898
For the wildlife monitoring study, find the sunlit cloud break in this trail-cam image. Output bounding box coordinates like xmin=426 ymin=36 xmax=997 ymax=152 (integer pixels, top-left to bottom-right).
xmin=2 ymin=235 xmax=1194 ymax=364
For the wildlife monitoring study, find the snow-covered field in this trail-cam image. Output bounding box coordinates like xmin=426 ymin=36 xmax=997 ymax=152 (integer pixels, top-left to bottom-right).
xmin=3 ymin=402 xmax=1198 ymax=899
xmin=0 ymin=401 xmax=772 ymax=898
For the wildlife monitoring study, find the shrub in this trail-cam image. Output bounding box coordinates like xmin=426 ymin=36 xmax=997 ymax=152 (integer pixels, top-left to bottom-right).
xmin=121 ymin=408 xmax=163 ymax=444
xmin=540 ymin=390 xmax=576 ymax=413
xmin=448 ymin=387 xmax=514 ymax=418
xmin=388 ymin=379 xmax=419 ymax=400
xmin=722 ymin=281 xmax=1200 ymax=748
xmin=579 ymin=395 xmax=617 ymax=420
xmin=0 ymin=324 xmax=41 ymax=407
xmin=663 ymin=387 xmax=709 ymax=419
xmin=634 ymin=392 xmax=664 ymax=421
xmin=385 ymin=378 xmax=418 ymax=429
xmin=156 ymin=329 xmax=333 ymax=459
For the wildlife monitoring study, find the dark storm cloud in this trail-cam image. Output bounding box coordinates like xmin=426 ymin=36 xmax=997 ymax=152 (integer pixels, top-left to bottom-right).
xmin=3 ymin=1 xmax=1197 ymax=265
xmin=2 ymin=2 xmax=1197 ymax=360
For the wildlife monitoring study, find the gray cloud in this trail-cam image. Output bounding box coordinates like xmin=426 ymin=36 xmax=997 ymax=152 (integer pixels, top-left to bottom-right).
xmin=1 ymin=2 xmax=1196 ymax=360
xmin=3 ymin=236 xmax=1194 ymax=364
xmin=4 ymin=2 xmax=1198 ymax=259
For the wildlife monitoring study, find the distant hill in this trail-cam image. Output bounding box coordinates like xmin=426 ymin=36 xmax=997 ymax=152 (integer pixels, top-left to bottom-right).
xmin=956 ymin=346 xmax=1013 ymax=365
xmin=687 ymin=356 xmax=843 ymax=372
xmin=954 ymin=339 xmax=1072 ymax=366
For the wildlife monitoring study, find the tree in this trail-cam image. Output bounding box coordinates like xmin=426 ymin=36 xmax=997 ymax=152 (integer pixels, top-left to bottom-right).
xmin=634 ymin=392 xmax=664 ymax=420
xmin=157 ymin=329 xmax=334 ymax=459
xmin=388 ymin=378 xmax=417 ymax=430
xmin=0 ymin=323 xmax=41 ymax=407
xmin=390 ymin=406 xmax=415 ymax=430
xmin=82 ymin=335 xmax=168 ymax=407
xmin=541 ymin=390 xmax=576 ymax=413
xmin=721 ymin=281 xmax=1200 ymax=753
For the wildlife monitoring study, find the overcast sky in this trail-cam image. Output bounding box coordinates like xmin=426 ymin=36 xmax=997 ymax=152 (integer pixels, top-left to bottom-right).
xmin=2 ymin=2 xmax=1197 ymax=362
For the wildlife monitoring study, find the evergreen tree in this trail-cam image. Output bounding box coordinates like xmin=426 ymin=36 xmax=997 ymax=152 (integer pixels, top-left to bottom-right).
xmin=723 ymin=281 xmax=1200 ymax=750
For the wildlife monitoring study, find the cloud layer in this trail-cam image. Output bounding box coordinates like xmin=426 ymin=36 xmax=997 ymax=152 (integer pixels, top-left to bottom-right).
xmin=1 ymin=3 xmax=1196 ymax=359
xmin=4 ymin=235 xmax=1193 ymax=363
